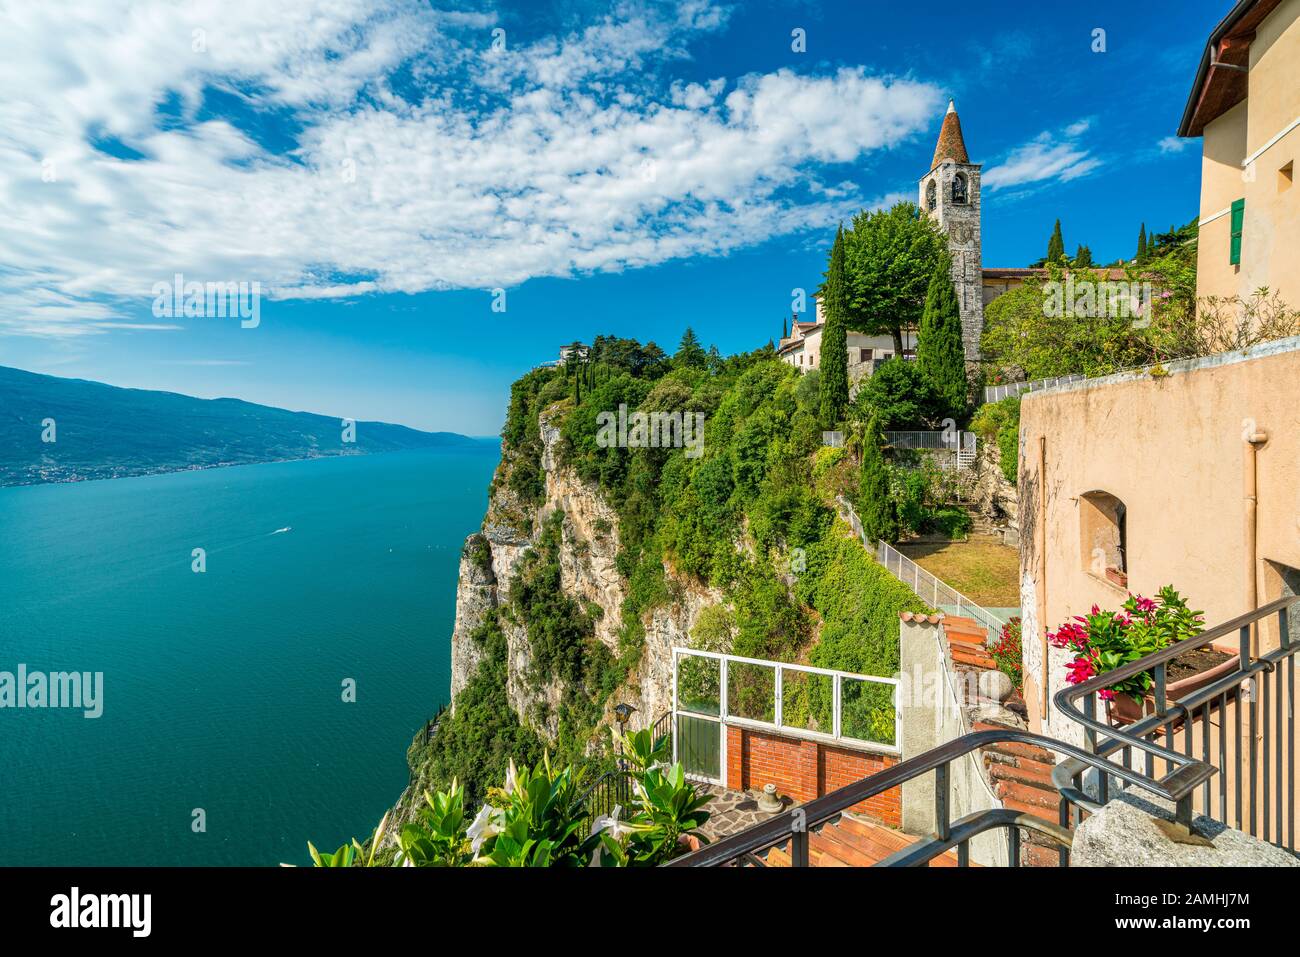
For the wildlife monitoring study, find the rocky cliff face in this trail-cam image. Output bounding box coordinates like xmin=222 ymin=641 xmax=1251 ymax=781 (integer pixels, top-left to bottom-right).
xmin=446 ymin=405 xmax=720 ymax=741
xmin=969 ymin=440 xmax=1019 ymax=545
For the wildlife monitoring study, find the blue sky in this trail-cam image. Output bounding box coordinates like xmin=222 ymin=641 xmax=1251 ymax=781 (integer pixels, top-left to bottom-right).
xmin=0 ymin=0 xmax=1221 ymax=435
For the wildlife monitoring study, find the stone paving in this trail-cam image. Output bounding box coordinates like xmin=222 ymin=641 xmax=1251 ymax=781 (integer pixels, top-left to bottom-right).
xmin=697 ymin=784 xmax=795 ymax=840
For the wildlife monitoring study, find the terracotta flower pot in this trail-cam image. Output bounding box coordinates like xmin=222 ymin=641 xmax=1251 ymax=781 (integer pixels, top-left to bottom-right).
xmin=1106 ymin=655 xmax=1240 ymax=728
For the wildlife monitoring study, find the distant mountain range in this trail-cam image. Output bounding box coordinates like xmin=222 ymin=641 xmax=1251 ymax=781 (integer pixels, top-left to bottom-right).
xmin=0 ymin=365 xmax=479 ymax=487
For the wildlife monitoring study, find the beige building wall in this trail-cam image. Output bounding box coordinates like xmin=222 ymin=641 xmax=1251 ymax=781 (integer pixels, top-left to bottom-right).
xmin=1016 ymin=339 xmax=1300 ymax=744
xmin=1195 ymin=0 xmax=1300 ymax=305
xmin=779 ymin=329 xmax=915 ymax=372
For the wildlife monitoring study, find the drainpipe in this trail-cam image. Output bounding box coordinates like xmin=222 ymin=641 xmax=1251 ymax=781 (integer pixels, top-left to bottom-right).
xmin=1038 ymin=435 xmax=1050 ymax=726
xmin=1243 ymin=428 xmax=1268 ymax=657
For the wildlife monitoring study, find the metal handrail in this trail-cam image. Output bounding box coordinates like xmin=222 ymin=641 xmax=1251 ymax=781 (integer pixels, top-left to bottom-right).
xmin=1051 ymin=595 xmax=1298 ymax=830
xmin=667 ymin=727 xmax=1180 ymax=867
xmin=673 ymin=598 xmax=1299 ymax=865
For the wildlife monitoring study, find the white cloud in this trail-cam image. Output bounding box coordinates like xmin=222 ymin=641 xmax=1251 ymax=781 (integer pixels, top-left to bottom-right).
xmin=0 ymin=1 xmax=943 ymax=336
xmin=1158 ymin=135 xmax=1190 ymax=154
xmin=983 ymin=122 xmax=1103 ymax=193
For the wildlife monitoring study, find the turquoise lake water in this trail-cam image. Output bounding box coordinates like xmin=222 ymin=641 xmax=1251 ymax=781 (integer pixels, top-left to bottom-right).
xmin=0 ymin=444 xmax=499 ymax=866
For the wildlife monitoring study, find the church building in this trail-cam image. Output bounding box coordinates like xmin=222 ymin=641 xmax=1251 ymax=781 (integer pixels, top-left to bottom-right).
xmin=780 ymin=100 xmax=1048 ymax=375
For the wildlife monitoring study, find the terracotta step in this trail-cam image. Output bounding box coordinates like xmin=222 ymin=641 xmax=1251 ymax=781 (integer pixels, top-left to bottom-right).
xmin=973 ymin=723 xmax=1057 ymax=764
xmin=1000 ymin=795 xmax=1061 ymax=822
xmin=1023 ymin=843 xmax=1064 ymax=868
xmin=764 ymin=845 xmax=791 ymax=867
xmin=945 ymin=621 xmax=989 ymax=641
xmin=810 ymin=829 xmax=878 ymax=867
xmin=943 ymin=615 xmax=984 ymax=632
xmin=825 ymin=828 xmax=907 ymax=864
xmin=951 ymin=648 xmax=997 ymax=670
xmin=834 ymin=816 xmax=913 ymax=855
xmin=982 ymin=750 xmax=1056 ymax=774
xmin=946 ymin=631 xmax=990 ymax=651
xmin=994 ymin=779 xmax=1060 ymax=810
xmin=834 ymin=816 xmax=968 ymax=866
xmin=985 ymin=757 xmax=1057 ymax=789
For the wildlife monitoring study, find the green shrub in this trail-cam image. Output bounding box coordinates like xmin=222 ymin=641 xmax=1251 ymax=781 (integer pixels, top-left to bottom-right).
xmin=971 ymin=396 xmax=1020 ymax=485
xmin=854 ymin=359 xmax=943 ymax=429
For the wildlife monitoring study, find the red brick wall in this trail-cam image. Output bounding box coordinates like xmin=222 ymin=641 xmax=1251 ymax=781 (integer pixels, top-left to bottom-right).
xmin=726 ymin=725 xmax=901 ymax=827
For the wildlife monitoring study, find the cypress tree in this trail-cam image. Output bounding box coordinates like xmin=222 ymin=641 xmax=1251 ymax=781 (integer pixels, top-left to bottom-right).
xmin=674 ymin=327 xmax=707 ymax=368
xmin=1046 ymin=219 xmax=1065 ymax=263
xmin=916 ymin=251 xmax=968 ymax=422
xmin=1136 ymin=223 xmax=1148 ymax=264
xmin=1074 ymin=244 xmax=1093 ymax=268
xmin=858 ymin=413 xmax=897 ymax=544
xmin=819 ymin=225 xmax=851 ymax=425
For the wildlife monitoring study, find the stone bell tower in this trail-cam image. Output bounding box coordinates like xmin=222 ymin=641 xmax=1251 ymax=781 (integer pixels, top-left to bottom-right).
xmin=918 ymin=100 xmax=983 ymax=359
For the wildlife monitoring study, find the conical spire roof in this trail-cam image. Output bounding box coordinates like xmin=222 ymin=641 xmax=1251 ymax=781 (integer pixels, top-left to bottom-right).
xmin=931 ymin=99 xmax=970 ymax=167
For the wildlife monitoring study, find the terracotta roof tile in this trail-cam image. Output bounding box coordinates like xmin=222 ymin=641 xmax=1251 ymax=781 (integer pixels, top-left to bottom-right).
xmin=931 ymin=100 xmax=970 ymax=167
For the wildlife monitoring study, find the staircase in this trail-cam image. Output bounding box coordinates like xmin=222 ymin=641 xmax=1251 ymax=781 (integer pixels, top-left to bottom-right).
xmin=941 ymin=614 xmax=1063 ymax=867
xmin=760 ymin=815 xmax=968 ymax=867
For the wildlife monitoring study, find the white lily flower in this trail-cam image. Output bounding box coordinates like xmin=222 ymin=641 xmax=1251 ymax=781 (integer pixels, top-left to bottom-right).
xmin=504 ymin=758 xmax=519 ymax=795
xmin=591 ymin=804 xmax=635 ymax=841
xmin=467 ymin=803 xmax=503 ymax=854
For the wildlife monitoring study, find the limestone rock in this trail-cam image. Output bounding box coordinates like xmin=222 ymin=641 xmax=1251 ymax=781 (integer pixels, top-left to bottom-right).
xmin=1071 ymin=791 xmax=1300 ymax=867
xmin=448 ymin=534 xmax=497 ymax=701
xmin=445 ymin=400 xmax=724 ymax=745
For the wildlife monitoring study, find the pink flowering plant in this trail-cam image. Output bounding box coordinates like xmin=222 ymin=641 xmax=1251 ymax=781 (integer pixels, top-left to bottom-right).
xmin=1047 ymin=586 xmax=1204 ymax=704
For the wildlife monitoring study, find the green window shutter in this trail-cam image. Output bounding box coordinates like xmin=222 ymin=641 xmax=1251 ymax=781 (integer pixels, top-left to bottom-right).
xmin=1229 ymin=198 xmax=1245 ymax=265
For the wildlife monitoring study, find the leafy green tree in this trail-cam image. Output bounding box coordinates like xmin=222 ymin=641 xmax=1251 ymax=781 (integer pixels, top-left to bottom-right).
xmin=855 ymin=359 xmax=942 ymax=429
xmin=674 ymin=327 xmax=707 ymax=369
xmin=1046 ymin=219 xmax=1065 ymax=264
xmin=857 ymin=413 xmax=897 ymax=543
xmin=915 ymin=251 xmax=968 ymax=422
xmin=842 ymin=201 xmax=944 ymax=354
xmin=818 ymin=225 xmax=851 ymax=425
xmin=1074 ymin=244 xmax=1093 ymax=268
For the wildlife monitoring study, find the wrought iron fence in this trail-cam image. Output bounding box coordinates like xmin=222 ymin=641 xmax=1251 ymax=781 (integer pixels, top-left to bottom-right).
xmin=574 ymin=710 xmax=673 ymax=837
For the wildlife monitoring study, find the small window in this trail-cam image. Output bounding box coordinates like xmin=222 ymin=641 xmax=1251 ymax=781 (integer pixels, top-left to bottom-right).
xmin=1081 ymin=491 xmax=1128 ymax=589
xmin=925 ymin=179 xmax=937 ymax=212
xmin=1280 ymin=161 xmax=1293 ymax=193
xmin=1229 ymin=198 xmax=1245 ymax=266
xmin=952 ymin=172 xmax=968 ymax=204
xmin=860 ymin=348 xmax=871 ymax=362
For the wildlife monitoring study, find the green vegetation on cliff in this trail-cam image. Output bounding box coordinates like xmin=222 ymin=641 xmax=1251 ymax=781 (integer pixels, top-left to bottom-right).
xmin=412 ymin=335 xmax=927 ymax=805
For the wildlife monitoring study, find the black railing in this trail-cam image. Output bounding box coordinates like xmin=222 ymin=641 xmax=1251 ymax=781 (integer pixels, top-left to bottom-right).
xmin=574 ymin=712 xmax=673 ymax=836
xmin=672 ymin=598 xmax=1300 ymax=866
xmin=575 ymin=769 xmax=636 ymax=837
xmin=669 ymin=727 xmax=1115 ymax=867
xmin=1053 ymin=595 xmax=1299 ymax=853
xmin=650 ymin=710 xmax=673 ymax=749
